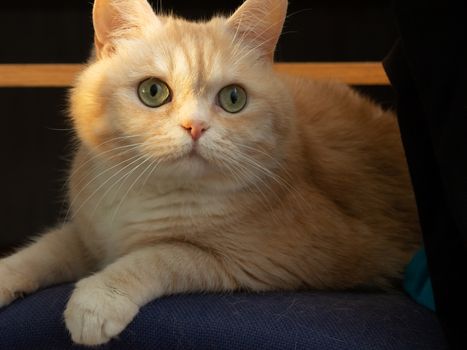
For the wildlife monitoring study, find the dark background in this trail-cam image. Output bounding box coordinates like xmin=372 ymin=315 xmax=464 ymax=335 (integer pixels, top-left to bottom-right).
xmin=0 ymin=0 xmax=398 ymax=253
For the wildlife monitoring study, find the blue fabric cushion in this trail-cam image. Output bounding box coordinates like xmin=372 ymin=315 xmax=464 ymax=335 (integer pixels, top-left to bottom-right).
xmin=0 ymin=284 xmax=446 ymax=349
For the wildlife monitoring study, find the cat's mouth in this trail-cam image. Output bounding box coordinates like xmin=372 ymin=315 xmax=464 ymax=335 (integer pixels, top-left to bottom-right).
xmin=188 ymin=148 xmax=199 ymax=157
xmin=179 ymin=143 xmax=208 ymax=163
xmin=159 ymin=142 xmax=215 ymax=171
xmin=187 ymin=147 xmax=207 ymax=161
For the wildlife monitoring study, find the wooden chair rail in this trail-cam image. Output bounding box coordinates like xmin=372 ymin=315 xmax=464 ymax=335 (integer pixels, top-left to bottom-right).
xmin=0 ymin=62 xmax=389 ymax=87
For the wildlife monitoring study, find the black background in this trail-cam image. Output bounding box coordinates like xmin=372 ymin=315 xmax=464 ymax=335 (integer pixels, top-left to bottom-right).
xmin=0 ymin=0 xmax=398 ymax=253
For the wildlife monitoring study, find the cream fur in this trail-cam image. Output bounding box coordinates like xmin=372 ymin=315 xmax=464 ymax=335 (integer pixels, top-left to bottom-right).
xmin=0 ymin=0 xmax=420 ymax=346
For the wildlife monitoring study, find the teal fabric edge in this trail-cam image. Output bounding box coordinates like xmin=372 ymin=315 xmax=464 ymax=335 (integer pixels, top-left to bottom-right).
xmin=404 ymin=248 xmax=436 ymax=312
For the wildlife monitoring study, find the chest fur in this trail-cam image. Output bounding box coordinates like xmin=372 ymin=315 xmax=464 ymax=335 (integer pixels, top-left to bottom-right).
xmin=75 ymin=183 xmax=231 ymax=263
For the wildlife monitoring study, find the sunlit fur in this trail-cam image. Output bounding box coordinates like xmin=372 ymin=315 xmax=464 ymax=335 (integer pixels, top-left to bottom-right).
xmin=0 ymin=0 xmax=420 ymax=346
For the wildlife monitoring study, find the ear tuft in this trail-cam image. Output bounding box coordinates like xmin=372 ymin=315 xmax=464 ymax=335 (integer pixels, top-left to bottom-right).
xmin=227 ymin=0 xmax=288 ymax=61
xmin=93 ymin=0 xmax=161 ymax=58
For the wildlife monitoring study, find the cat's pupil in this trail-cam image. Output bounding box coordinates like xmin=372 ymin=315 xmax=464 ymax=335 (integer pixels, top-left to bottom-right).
xmin=230 ymin=88 xmax=238 ymax=104
xmin=150 ymin=84 xmax=159 ymax=97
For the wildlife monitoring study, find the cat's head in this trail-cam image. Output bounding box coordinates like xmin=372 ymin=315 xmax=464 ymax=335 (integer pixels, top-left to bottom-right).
xmin=70 ymin=0 xmax=296 ymax=188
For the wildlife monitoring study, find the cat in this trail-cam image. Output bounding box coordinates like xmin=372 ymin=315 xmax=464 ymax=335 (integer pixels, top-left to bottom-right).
xmin=0 ymin=0 xmax=420 ymax=346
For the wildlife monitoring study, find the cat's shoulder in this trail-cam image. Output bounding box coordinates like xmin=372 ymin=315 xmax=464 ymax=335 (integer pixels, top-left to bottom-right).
xmin=279 ymin=74 xmax=372 ymax=109
xmin=277 ymin=73 xmax=390 ymax=124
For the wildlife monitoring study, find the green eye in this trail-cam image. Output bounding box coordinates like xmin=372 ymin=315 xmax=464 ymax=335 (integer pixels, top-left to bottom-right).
xmin=218 ymin=85 xmax=247 ymax=113
xmin=138 ymin=78 xmax=171 ymax=108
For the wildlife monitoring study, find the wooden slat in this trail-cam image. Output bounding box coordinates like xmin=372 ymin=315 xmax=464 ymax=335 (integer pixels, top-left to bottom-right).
xmin=0 ymin=64 xmax=83 ymax=88
xmin=274 ymin=62 xmax=389 ymax=85
xmin=0 ymin=62 xmax=389 ymax=87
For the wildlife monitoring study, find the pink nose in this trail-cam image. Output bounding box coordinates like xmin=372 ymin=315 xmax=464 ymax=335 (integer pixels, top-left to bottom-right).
xmin=181 ymin=120 xmax=209 ymax=141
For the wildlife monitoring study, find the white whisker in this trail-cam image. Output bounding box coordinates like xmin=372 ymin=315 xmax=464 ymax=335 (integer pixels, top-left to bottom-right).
xmin=110 ymin=155 xmax=155 ymax=222
xmin=69 ymin=154 xmax=148 ymax=220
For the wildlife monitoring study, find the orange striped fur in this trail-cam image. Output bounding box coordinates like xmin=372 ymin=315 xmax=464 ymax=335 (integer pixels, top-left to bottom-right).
xmin=0 ymin=0 xmax=419 ymax=345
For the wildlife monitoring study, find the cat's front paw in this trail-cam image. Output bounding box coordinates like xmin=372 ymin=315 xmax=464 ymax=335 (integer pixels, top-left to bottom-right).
xmin=64 ymin=276 xmax=139 ymax=346
xmin=0 ymin=262 xmax=38 ymax=308
xmin=0 ymin=283 xmax=17 ymax=308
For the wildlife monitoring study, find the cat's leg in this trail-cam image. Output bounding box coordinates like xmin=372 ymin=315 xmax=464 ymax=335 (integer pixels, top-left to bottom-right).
xmin=64 ymin=242 xmax=238 ymax=346
xmin=0 ymin=224 xmax=91 ymax=307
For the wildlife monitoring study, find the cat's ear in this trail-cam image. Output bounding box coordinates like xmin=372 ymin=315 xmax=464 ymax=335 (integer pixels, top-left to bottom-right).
xmin=93 ymin=0 xmax=161 ymax=58
xmin=227 ymin=0 xmax=287 ymax=61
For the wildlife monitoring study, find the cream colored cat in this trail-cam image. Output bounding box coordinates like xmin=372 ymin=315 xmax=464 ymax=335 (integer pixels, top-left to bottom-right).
xmin=0 ymin=0 xmax=420 ymax=346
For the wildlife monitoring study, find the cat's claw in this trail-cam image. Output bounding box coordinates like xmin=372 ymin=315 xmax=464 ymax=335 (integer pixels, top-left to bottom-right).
xmin=0 ymin=262 xmax=35 ymax=308
xmin=64 ymin=277 xmax=139 ymax=346
xmin=0 ymin=288 xmax=15 ymax=308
